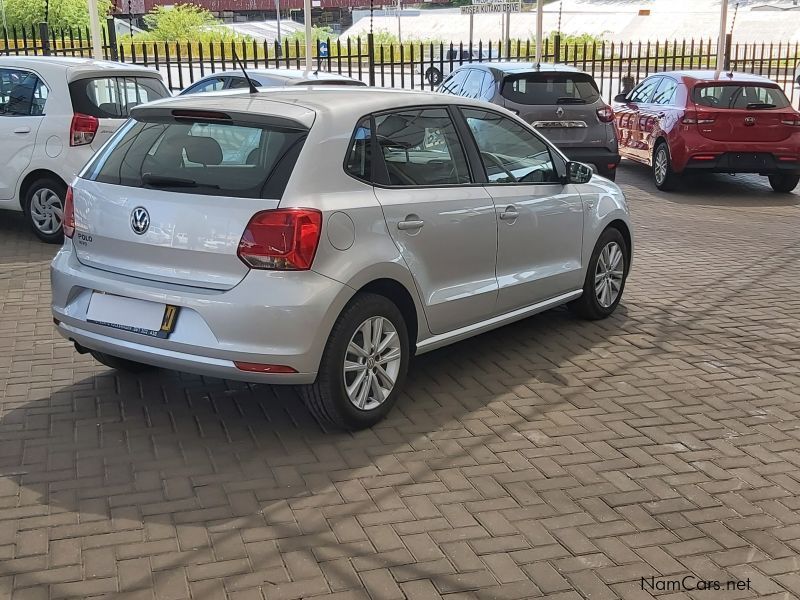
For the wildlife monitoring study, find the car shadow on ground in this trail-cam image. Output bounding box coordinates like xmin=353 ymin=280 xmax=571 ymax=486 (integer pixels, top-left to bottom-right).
xmin=0 ymin=304 xmax=630 ymax=596
xmin=616 ymin=162 xmax=800 ymax=208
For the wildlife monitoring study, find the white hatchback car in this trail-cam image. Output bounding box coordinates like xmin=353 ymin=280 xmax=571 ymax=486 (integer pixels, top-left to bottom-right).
xmin=51 ymin=87 xmax=632 ymax=429
xmin=0 ymin=57 xmax=169 ymax=242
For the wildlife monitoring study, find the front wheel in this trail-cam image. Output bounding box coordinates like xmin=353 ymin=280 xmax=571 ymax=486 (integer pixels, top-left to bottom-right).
xmin=301 ymin=293 xmax=410 ymax=430
xmin=652 ymin=143 xmax=678 ymax=191
xmin=569 ymin=227 xmax=629 ymax=320
xmin=23 ymin=177 xmax=67 ymax=243
xmin=768 ymin=174 xmax=800 ymax=193
xmin=425 ymin=67 xmax=443 ymax=86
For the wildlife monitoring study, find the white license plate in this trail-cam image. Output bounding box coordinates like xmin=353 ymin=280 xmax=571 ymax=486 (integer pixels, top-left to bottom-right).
xmin=86 ymin=293 xmax=178 ymax=338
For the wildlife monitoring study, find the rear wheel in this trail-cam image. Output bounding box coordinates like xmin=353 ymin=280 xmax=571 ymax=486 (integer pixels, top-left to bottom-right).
xmin=23 ymin=176 xmax=66 ymax=243
xmin=768 ymin=174 xmax=800 ymax=193
xmin=90 ymin=351 xmax=154 ymax=373
xmin=301 ymin=293 xmax=410 ymax=430
xmin=652 ymin=142 xmax=678 ymax=191
xmin=569 ymin=227 xmax=628 ymax=320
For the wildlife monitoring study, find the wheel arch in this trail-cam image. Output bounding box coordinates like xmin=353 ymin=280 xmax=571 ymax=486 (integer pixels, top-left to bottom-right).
xmin=354 ymin=278 xmax=420 ymax=353
xmin=18 ymin=169 xmax=68 ymax=209
xmin=605 ymin=219 xmax=633 ymax=267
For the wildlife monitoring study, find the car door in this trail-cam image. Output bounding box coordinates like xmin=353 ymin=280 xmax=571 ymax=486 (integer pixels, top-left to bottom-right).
xmin=371 ymin=107 xmax=498 ymax=334
xmin=0 ymin=68 xmax=47 ymax=201
xmin=459 ymin=107 xmax=584 ymax=313
xmin=617 ymin=76 xmax=662 ymax=163
xmin=641 ymin=76 xmax=680 ymax=162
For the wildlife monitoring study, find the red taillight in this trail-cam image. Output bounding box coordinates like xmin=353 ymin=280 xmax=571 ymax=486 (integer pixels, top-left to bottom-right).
xmin=682 ymin=111 xmax=715 ymax=125
xmin=234 ymin=362 xmax=298 ymax=373
xmin=692 ymin=154 xmax=719 ymax=161
xmin=781 ymin=118 xmax=800 ymax=127
xmin=70 ymin=113 xmax=99 ymax=147
xmin=596 ymin=105 xmax=614 ymax=123
xmin=237 ymin=208 xmax=322 ymax=271
xmin=63 ymin=186 xmax=75 ymax=238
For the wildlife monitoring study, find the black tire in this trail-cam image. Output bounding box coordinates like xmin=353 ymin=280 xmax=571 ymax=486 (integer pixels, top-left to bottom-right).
xmin=23 ymin=176 xmax=67 ymax=244
xmin=90 ymin=351 xmax=154 ymax=373
xmin=425 ymin=67 xmax=443 ymax=86
xmin=768 ymin=174 xmax=800 ymax=194
xmin=301 ymin=293 xmax=410 ymax=430
xmin=652 ymin=142 xmax=678 ymax=191
xmin=569 ymin=227 xmax=629 ymax=321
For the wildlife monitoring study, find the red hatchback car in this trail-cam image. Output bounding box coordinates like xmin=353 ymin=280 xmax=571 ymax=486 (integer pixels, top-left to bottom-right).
xmin=613 ymin=70 xmax=800 ymax=192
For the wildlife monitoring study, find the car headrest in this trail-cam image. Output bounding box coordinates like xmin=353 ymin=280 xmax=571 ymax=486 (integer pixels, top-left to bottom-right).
xmin=98 ymin=102 xmax=121 ymax=117
xmin=184 ymin=136 xmax=223 ymax=166
xmin=377 ymin=114 xmax=426 ymax=149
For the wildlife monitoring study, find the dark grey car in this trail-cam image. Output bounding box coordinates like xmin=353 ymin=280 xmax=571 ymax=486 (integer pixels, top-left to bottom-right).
xmin=438 ymin=63 xmax=620 ymax=180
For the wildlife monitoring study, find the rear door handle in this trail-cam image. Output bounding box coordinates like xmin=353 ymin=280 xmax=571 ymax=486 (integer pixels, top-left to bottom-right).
xmin=397 ymin=219 xmax=424 ymax=231
xmin=13 ymin=127 xmax=31 ymax=134
xmin=499 ymin=206 xmax=519 ymax=221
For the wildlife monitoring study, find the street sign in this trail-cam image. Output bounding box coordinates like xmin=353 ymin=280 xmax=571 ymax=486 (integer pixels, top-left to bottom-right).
xmin=460 ymin=2 xmax=521 ymax=14
xmin=319 ymin=40 xmax=329 ymax=58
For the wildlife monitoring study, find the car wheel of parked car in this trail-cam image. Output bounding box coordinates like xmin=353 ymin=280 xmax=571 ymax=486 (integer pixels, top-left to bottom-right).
xmin=90 ymin=351 xmax=154 ymax=373
xmin=768 ymin=174 xmax=800 ymax=194
xmin=302 ymin=293 xmax=410 ymax=430
xmin=569 ymin=227 xmax=628 ymax=320
xmin=652 ymin=142 xmax=677 ymax=191
xmin=425 ymin=67 xmax=443 ymax=86
xmin=24 ymin=177 xmax=67 ymax=243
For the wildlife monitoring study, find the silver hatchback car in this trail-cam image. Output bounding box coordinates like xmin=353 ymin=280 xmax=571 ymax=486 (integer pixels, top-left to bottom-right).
xmin=51 ymin=87 xmax=632 ymax=429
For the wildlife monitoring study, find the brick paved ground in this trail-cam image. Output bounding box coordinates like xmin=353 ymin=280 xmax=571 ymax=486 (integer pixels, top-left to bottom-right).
xmin=1 ymin=165 xmax=800 ymax=600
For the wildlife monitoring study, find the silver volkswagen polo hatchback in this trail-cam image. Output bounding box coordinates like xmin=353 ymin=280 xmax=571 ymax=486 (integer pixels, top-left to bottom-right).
xmin=51 ymin=87 xmax=633 ymax=429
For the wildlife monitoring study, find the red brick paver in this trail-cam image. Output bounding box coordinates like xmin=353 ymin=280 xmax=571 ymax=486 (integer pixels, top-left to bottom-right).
xmin=1 ymin=166 xmax=800 ymax=599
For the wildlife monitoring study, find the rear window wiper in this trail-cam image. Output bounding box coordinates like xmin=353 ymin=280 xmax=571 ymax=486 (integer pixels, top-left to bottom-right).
xmin=746 ymin=102 xmax=776 ymax=110
xmin=556 ymin=97 xmax=587 ymax=105
xmin=142 ymin=174 xmax=220 ymax=190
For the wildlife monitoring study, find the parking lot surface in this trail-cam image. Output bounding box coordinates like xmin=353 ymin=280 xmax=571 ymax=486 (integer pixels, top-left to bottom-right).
xmin=1 ymin=164 xmax=800 ymax=600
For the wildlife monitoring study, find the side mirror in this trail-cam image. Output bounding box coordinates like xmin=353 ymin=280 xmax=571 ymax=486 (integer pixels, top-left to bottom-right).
xmin=567 ymin=161 xmax=593 ymax=185
xmin=614 ymin=93 xmax=628 ymax=103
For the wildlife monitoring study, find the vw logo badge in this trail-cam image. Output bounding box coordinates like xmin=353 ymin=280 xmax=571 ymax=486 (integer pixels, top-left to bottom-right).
xmin=556 ymin=106 xmax=565 ymax=118
xmin=130 ymin=206 xmax=150 ymax=235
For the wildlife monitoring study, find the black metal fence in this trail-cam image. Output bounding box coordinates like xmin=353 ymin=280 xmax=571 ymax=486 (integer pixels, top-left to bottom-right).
xmin=2 ymin=21 xmax=799 ymax=103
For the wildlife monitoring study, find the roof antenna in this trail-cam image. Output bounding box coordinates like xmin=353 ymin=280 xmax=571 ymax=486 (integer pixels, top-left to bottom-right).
xmin=231 ymin=48 xmax=259 ymax=94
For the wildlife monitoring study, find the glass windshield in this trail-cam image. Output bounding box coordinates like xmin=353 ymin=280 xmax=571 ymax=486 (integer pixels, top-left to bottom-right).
xmin=501 ymin=72 xmax=600 ymax=105
xmin=692 ymin=84 xmax=790 ymax=109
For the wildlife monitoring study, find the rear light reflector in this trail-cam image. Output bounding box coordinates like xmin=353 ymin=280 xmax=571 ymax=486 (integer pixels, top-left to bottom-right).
xmin=234 ymin=362 xmax=297 ymax=374
xmin=237 ymin=208 xmax=323 ymax=271
xmin=596 ymin=105 xmax=614 ymax=123
xmin=70 ymin=113 xmax=99 ymax=146
xmin=63 ymin=186 xmax=75 ymax=238
xmin=692 ymin=154 xmax=719 ymax=161
xmin=778 ymin=156 xmax=799 ymax=162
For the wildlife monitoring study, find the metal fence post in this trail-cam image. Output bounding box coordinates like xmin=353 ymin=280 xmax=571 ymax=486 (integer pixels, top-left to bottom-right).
xmin=724 ymin=33 xmax=732 ymax=71
xmin=554 ymin=33 xmax=561 ymax=63
xmin=38 ymin=22 xmax=50 ymax=56
xmin=106 ymin=17 xmax=118 ymax=61
xmin=367 ymin=32 xmax=375 ymax=87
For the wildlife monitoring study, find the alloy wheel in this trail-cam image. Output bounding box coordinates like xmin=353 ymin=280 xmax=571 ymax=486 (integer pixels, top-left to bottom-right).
xmin=30 ymin=188 xmax=63 ymax=235
xmin=343 ymin=316 xmax=402 ymax=411
xmin=654 ymin=147 xmax=668 ymax=186
xmin=594 ymin=241 xmax=625 ymax=308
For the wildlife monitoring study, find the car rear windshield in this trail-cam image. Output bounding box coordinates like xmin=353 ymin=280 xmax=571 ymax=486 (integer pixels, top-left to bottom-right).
xmin=82 ymin=118 xmax=307 ymax=199
xmin=692 ymin=84 xmax=790 ymax=109
xmin=501 ymin=72 xmax=600 ymax=105
xmin=69 ymin=76 xmax=170 ymax=118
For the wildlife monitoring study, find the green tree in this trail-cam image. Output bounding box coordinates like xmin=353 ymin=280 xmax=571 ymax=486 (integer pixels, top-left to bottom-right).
xmin=2 ymin=0 xmax=112 ymax=33
xmin=284 ymin=25 xmax=336 ymax=44
xmin=134 ymin=4 xmax=245 ymax=42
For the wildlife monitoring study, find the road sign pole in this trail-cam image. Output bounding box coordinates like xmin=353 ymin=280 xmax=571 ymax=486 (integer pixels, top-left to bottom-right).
xmin=535 ymin=0 xmax=543 ymax=64
xmin=715 ymin=0 xmax=728 ymax=74
xmin=505 ymin=9 xmax=510 ymax=55
xmin=303 ymin=0 xmax=313 ymax=73
xmin=88 ymin=0 xmax=104 ymax=60
xmin=469 ymin=12 xmax=473 ymax=52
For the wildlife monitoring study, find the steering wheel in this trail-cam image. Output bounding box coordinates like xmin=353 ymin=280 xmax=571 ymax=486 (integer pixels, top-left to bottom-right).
xmin=481 ymin=151 xmax=517 ymax=183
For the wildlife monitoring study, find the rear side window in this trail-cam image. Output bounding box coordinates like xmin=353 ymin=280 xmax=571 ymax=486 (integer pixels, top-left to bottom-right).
xmin=69 ymin=77 xmax=170 ymax=118
xmin=0 ymin=69 xmax=48 ymax=116
xmin=84 ymin=118 xmax=307 ymax=199
xmin=692 ymin=84 xmax=790 ymax=109
xmin=501 ymin=72 xmax=600 ymax=105
xmin=345 ymin=117 xmax=372 ymax=182
xmin=374 ymin=108 xmax=471 ymax=186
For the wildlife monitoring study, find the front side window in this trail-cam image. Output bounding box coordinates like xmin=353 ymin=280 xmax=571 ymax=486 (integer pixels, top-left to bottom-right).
xmin=439 ymin=69 xmax=468 ymax=95
xmin=627 ymin=77 xmax=661 ymax=104
xmin=463 ymin=108 xmax=560 ymax=184
xmin=70 ymin=77 xmax=169 ymax=118
xmin=0 ymin=69 xmax=48 ymax=116
xmin=345 ymin=117 xmax=372 ymax=181
xmin=501 ymin=72 xmax=600 ymax=105
xmin=227 ymin=77 xmax=252 ymax=90
xmin=374 ymin=108 xmax=470 ymax=186
xmin=692 ymin=84 xmax=790 ymax=109
xmin=461 ymin=70 xmax=485 ymax=99
xmin=651 ymin=77 xmax=678 ymax=105
xmin=84 ymin=118 xmax=307 ymax=199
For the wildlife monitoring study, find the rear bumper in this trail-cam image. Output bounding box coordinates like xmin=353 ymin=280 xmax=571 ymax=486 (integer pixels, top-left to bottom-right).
xmin=682 ymin=152 xmax=800 ymax=175
xmin=561 ymin=147 xmax=621 ymax=173
xmin=50 ymin=241 xmax=355 ymax=384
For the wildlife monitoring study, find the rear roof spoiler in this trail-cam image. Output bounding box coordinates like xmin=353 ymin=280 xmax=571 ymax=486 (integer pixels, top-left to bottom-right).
xmin=130 ymin=105 xmax=311 ymax=131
